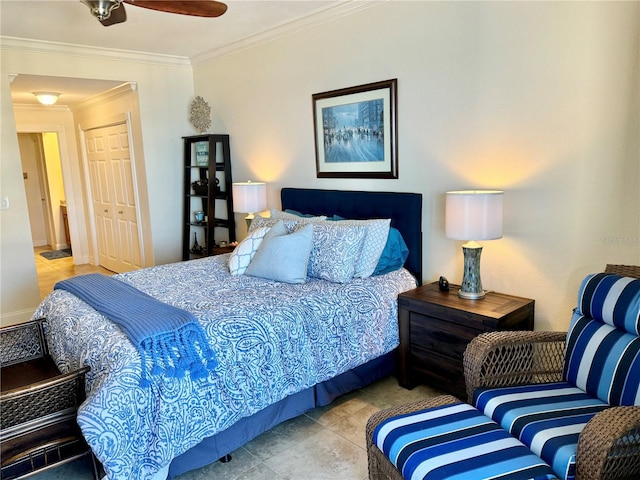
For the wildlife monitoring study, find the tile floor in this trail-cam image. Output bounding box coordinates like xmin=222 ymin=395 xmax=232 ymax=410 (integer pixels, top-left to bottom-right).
xmin=30 ymin=247 xmax=445 ymax=480
xmin=34 ymin=246 xmax=113 ymax=300
xmin=33 ymin=376 xmax=442 ymax=480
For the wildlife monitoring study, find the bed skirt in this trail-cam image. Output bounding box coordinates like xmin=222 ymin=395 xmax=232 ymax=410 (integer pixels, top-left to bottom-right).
xmin=167 ymin=351 xmax=396 ymax=478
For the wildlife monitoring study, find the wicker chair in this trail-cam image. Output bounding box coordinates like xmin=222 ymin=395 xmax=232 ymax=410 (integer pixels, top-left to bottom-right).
xmin=0 ymin=319 xmax=99 ymax=480
xmin=366 ymin=264 xmax=640 ymax=480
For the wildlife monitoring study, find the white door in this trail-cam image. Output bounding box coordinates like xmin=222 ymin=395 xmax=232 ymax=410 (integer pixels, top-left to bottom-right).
xmin=84 ymin=123 xmax=142 ymax=273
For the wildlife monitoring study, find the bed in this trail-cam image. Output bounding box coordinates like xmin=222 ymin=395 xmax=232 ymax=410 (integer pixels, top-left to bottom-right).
xmin=32 ymin=188 xmax=423 ymax=480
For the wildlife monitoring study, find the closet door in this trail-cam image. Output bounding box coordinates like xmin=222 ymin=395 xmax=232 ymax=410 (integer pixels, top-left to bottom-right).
xmin=85 ymin=123 xmax=141 ymax=273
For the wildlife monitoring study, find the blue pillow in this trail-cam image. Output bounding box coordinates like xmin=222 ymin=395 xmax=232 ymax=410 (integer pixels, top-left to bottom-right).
xmin=373 ymin=227 xmax=409 ymax=275
xmin=245 ymin=223 xmax=313 ymax=283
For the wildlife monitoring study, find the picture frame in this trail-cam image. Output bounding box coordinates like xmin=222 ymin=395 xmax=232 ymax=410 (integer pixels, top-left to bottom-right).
xmin=312 ymin=79 xmax=398 ymax=179
xmin=195 ymin=141 xmax=208 ymax=166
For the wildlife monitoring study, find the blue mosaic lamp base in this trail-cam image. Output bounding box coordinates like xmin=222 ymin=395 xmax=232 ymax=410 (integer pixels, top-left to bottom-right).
xmin=459 ymin=242 xmax=485 ymax=300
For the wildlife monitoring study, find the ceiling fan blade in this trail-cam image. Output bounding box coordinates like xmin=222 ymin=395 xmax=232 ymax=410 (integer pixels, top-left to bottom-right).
xmin=100 ymin=3 xmax=127 ymax=26
xmin=124 ymin=1 xmax=227 ymax=17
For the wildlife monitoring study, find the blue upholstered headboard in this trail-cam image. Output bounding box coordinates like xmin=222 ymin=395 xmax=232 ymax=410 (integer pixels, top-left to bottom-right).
xmin=281 ymin=188 xmax=423 ymax=284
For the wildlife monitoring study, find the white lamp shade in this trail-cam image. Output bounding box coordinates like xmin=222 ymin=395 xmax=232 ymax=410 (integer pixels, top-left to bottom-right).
xmin=445 ymin=190 xmax=504 ymax=241
xmin=232 ymin=182 xmax=267 ymax=213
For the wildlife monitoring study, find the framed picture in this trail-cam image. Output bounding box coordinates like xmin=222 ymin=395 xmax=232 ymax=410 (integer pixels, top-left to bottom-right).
xmin=195 ymin=141 xmax=208 ymax=166
xmin=312 ymin=79 xmax=398 ymax=179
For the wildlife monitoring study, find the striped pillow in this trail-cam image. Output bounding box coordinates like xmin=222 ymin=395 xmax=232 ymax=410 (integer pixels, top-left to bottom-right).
xmin=563 ymin=313 xmax=640 ymax=406
xmin=373 ymin=402 xmax=557 ymax=480
xmin=576 ymin=273 xmax=640 ymax=334
xmin=563 ymin=273 xmax=640 ymax=406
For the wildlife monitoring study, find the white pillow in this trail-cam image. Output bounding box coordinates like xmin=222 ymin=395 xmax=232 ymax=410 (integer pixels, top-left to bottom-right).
xmin=228 ymin=226 xmax=270 ymax=275
xmin=307 ymin=223 xmax=367 ymax=283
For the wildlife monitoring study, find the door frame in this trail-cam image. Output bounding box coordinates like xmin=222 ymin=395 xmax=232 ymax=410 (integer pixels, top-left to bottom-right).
xmin=79 ymin=111 xmax=146 ymax=269
xmin=15 ymin=123 xmax=88 ymax=263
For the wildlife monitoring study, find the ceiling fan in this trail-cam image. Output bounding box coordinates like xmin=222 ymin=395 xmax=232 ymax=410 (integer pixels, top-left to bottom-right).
xmin=81 ymin=0 xmax=227 ymax=26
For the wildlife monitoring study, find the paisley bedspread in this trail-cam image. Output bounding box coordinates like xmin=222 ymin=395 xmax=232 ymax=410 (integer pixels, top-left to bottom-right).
xmin=33 ymin=255 xmax=416 ymax=480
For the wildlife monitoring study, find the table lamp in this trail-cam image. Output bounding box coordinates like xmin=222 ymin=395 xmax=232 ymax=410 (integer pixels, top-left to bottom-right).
xmin=445 ymin=190 xmax=504 ymax=299
xmin=232 ymin=181 xmax=267 ymax=228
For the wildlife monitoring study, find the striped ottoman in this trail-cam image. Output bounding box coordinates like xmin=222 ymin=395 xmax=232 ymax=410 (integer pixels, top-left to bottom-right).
xmin=366 ymin=395 xmax=558 ymax=480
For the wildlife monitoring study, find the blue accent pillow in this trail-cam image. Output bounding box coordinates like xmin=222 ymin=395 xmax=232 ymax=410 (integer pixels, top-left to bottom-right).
xmin=373 ymin=227 xmax=409 ymax=276
xmin=245 ymin=223 xmax=313 ymax=284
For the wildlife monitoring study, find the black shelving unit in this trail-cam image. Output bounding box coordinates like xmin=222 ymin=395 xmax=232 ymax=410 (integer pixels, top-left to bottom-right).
xmin=182 ymin=134 xmax=236 ymax=260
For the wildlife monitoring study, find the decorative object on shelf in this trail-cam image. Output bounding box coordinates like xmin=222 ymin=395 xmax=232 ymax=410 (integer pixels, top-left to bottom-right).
xmin=445 ymin=190 xmax=504 ymax=300
xmin=194 ymin=211 xmax=205 ymax=223
xmin=195 ymin=142 xmax=209 ymax=166
xmin=232 ymin=181 xmax=267 ymax=228
xmin=191 ymin=178 xmax=209 ymax=196
xmin=189 ymin=96 xmax=211 ymax=133
xmin=190 ymin=232 xmax=204 ymax=255
xmin=312 ymin=79 xmax=398 ymax=179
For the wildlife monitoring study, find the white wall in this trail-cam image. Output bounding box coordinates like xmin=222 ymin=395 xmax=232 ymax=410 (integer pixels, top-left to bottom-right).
xmin=1 ymin=47 xmax=195 ymax=325
xmin=1 ymin=75 xmax=41 ymax=325
xmin=193 ymin=1 xmax=640 ymax=331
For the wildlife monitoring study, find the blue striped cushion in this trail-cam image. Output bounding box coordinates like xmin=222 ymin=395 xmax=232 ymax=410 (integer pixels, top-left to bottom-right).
xmin=373 ymin=402 xmax=557 ymax=480
xmin=474 ymin=382 xmax=610 ymax=480
xmin=576 ymin=273 xmax=640 ymax=334
xmin=564 ymin=312 xmax=640 ymax=406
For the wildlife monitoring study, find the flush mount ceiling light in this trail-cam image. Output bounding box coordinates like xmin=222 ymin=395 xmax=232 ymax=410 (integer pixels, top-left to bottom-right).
xmin=33 ymin=92 xmax=60 ymax=106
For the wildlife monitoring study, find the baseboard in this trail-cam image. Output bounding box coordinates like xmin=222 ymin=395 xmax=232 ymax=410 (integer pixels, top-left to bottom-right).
xmin=0 ymin=308 xmax=37 ymax=328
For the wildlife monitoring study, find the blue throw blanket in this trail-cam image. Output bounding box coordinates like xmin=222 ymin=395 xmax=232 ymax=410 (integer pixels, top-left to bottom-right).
xmin=55 ymin=273 xmax=217 ymax=387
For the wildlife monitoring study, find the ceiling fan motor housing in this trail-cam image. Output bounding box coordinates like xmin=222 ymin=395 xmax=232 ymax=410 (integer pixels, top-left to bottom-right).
xmin=81 ymin=0 xmax=122 ymax=21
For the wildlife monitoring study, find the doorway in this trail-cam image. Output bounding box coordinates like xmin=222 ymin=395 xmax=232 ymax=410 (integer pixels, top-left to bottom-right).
xmin=18 ymin=132 xmax=67 ymax=250
xmin=11 ymin=75 xmax=152 ymax=273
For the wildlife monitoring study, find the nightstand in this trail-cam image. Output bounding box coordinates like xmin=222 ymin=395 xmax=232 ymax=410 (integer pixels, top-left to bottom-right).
xmin=210 ymin=245 xmax=235 ymax=255
xmin=397 ymin=282 xmax=534 ymax=399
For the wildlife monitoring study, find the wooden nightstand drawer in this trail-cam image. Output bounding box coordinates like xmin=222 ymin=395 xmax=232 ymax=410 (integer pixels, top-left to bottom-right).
xmin=410 ymin=346 xmax=466 ymax=398
xmin=397 ymin=282 xmax=534 ymax=398
xmin=410 ymin=312 xmax=479 ymax=359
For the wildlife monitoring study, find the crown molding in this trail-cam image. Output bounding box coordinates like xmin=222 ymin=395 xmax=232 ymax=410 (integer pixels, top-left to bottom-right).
xmin=190 ymin=0 xmax=387 ymax=65
xmin=72 ymin=82 xmax=138 ymax=110
xmin=0 ymin=36 xmax=191 ymax=68
xmin=13 ymin=104 xmax=71 ymax=113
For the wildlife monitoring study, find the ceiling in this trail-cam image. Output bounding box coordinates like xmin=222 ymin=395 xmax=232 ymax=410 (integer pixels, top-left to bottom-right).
xmin=3 ymin=0 xmax=351 ymax=106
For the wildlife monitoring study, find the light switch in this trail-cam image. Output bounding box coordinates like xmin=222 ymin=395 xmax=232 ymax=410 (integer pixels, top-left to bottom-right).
xmin=1 ymin=197 xmax=9 ymax=210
